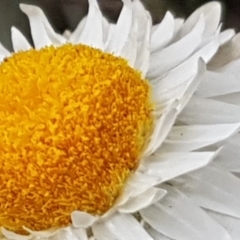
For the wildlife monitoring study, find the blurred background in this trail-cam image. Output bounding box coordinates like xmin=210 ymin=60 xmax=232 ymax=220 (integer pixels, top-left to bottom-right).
xmin=0 ymin=0 xmax=240 ymax=50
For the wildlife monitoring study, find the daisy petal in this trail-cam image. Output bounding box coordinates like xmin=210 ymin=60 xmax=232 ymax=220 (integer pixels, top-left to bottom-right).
xmin=207 ymin=210 xmax=240 ymax=240
xmin=77 ymin=0 xmax=104 ymax=49
xmin=102 ymin=16 xmax=110 ymax=43
xmin=144 ymin=103 xmax=178 ymax=155
xmin=209 ymin=33 xmax=240 ymax=69
xmin=53 ymin=227 xmax=87 ymax=240
xmin=216 ymin=134 xmax=240 ymax=172
xmin=196 ymin=70 xmax=240 ymax=98
xmin=133 ymin=0 xmax=151 ymax=75
xmin=71 ymin=211 xmax=99 ymax=228
xmin=173 ymin=18 xmax=184 ymax=37
xmin=150 ymin=12 xmax=175 ymax=52
xmin=162 ymin=123 xmax=240 ymax=152
xmin=1 ymin=227 xmax=32 ymax=240
xmin=118 ymin=14 xmax=138 ymax=66
xmin=189 ymin=30 xmax=219 ymax=63
xmin=115 ymin=172 xmax=162 ymax=206
xmin=134 ymin=16 xmax=151 ymax=76
xmin=179 ymin=1 xmax=221 ymax=40
xmin=20 ymin=4 xmax=66 ymax=48
xmin=214 ymin=92 xmax=240 ymax=106
xmin=118 ymin=187 xmax=166 ymax=213
xmin=176 ymin=165 xmax=240 ymax=219
xmin=132 ymin=0 xmax=150 ymax=41
xmin=145 ymin=226 xmax=173 ymax=240
xmin=148 ymin=15 xmax=205 ymax=78
xmin=140 ymin=185 xmax=231 ymax=240
xmin=11 ymin=27 xmax=31 ymax=52
xmin=152 ymin=55 xmax=199 ymax=91
xmin=218 ymin=58 xmax=240 ymax=77
xmin=219 ymin=29 xmax=235 ymax=45
xmin=179 ymin=97 xmax=240 ymax=124
xmin=20 ymin=4 xmax=52 ymax=48
xmin=176 ymin=59 xmax=206 ymax=112
xmin=189 ymin=28 xmax=220 ymax=63
xmin=140 ymin=151 xmax=216 ymax=183
xmin=69 ymin=17 xmax=87 ymax=43
xmin=152 ymin=53 xmax=204 ymax=101
xmin=92 ymin=213 xmax=153 ymax=240
xmin=23 ymin=227 xmax=58 ymax=238
xmin=0 ymin=43 xmax=10 ymax=62
xmin=71 ymin=228 xmax=88 ymax=240
xmin=104 ymin=23 xmax=115 ymax=49
xmin=106 ymin=0 xmax=133 ymax=55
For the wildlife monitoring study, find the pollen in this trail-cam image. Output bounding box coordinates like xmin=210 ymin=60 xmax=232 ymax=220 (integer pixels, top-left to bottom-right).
xmin=0 ymin=44 xmax=153 ymax=234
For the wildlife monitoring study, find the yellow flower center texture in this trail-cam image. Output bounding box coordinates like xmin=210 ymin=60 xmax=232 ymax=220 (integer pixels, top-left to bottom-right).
xmin=0 ymin=44 xmax=153 ymax=234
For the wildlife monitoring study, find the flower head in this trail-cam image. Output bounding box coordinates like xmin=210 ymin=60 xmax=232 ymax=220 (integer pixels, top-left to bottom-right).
xmin=0 ymin=0 xmax=240 ymax=239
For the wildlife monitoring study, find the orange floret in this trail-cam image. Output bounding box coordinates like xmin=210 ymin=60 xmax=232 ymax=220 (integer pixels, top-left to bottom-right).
xmin=0 ymin=44 xmax=153 ymax=234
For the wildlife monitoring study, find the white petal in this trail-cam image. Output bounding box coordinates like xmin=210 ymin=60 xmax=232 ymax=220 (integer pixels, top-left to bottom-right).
xmin=1 ymin=227 xmax=32 ymax=240
xmin=218 ymin=58 xmax=240 ymax=77
xmin=145 ymin=226 xmax=173 ymax=240
xmin=207 ymin=210 xmax=240 ymax=240
xmin=190 ymin=27 xmax=220 ymax=63
xmin=52 ymin=227 xmax=87 ymax=240
xmin=144 ymin=102 xmax=178 ymax=155
xmin=118 ymin=12 xmax=138 ymax=66
xmin=151 ymin=54 xmax=205 ymax=104
xmin=219 ymin=29 xmax=235 ymax=45
xmin=214 ymin=92 xmax=240 ymax=106
xmin=216 ymin=133 xmax=240 ymax=172
xmin=133 ymin=0 xmax=151 ymax=76
xmin=132 ymin=0 xmax=150 ymax=41
xmin=148 ymin=15 xmax=205 ymax=78
xmin=106 ymin=0 xmax=133 ymax=55
xmin=69 ymin=17 xmax=87 ymax=43
xmin=115 ymin=172 xmax=162 ymax=207
xmin=140 ymin=151 xmax=216 ymax=183
xmin=92 ymin=213 xmax=153 ymax=240
xmin=104 ymin=23 xmax=115 ymax=49
xmin=196 ymin=70 xmax=240 ymax=98
xmin=71 ymin=211 xmax=98 ymax=228
xmin=77 ymin=0 xmax=104 ymax=49
xmin=209 ymin=33 xmax=240 ymax=69
xmin=63 ymin=30 xmax=71 ymax=40
xmin=179 ymin=97 xmax=240 ymax=124
xmin=173 ymin=18 xmax=184 ymax=37
xmin=134 ymin=15 xmax=151 ymax=76
xmin=140 ymin=185 xmax=231 ymax=240
xmin=11 ymin=27 xmax=31 ymax=52
xmin=71 ymin=228 xmax=88 ymax=240
xmin=179 ymin=1 xmax=221 ymax=40
xmin=150 ymin=12 xmax=174 ymax=52
xmin=24 ymin=227 xmax=59 ymax=238
xmin=101 ymin=16 xmax=110 ymax=43
xmin=20 ymin=4 xmax=65 ymax=49
xmin=176 ymin=59 xmax=205 ymax=113
xmin=151 ymin=54 xmax=199 ymax=90
xmin=0 ymin=43 xmax=9 ymax=56
xmin=176 ymin=165 xmax=240 ymax=219
xmin=118 ymin=187 xmax=166 ymax=213
xmin=162 ymin=123 xmax=240 ymax=152
xmin=0 ymin=43 xmax=10 ymax=62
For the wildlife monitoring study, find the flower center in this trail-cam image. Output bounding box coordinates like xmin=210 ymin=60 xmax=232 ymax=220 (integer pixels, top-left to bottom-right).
xmin=0 ymin=44 xmax=153 ymax=234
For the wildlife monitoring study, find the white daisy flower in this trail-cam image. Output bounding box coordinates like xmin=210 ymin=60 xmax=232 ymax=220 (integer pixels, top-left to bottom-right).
xmin=0 ymin=0 xmax=240 ymax=239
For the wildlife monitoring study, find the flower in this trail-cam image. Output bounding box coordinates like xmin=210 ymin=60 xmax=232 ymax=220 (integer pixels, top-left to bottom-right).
xmin=0 ymin=0 xmax=240 ymax=239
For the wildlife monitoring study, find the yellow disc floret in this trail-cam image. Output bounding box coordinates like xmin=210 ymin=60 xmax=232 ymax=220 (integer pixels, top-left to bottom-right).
xmin=0 ymin=44 xmax=153 ymax=234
